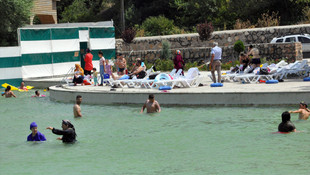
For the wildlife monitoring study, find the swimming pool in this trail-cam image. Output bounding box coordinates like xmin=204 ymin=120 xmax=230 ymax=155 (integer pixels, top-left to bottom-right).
xmin=1 ymin=90 xmax=309 ymax=174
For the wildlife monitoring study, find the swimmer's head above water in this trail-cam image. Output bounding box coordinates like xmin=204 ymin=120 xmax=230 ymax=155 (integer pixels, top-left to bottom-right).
xmin=30 ymin=122 xmax=38 ymax=134
xmin=300 ymin=101 xmax=308 ymax=108
xmin=76 ymin=95 xmax=82 ymax=105
xmin=282 ymin=111 xmax=291 ymax=122
xmin=148 ymin=94 xmax=154 ymax=102
xmin=35 ymin=90 xmax=40 ymax=96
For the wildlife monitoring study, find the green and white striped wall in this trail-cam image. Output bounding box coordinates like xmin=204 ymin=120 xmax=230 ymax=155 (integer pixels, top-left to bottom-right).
xmin=0 ymin=25 xmax=115 ymax=84
xmin=0 ymin=47 xmax=22 ymax=86
xmin=19 ymin=27 xmax=80 ymax=78
xmin=89 ymin=27 xmax=115 ymax=61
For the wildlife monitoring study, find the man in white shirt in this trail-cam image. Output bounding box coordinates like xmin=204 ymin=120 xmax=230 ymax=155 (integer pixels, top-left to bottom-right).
xmin=210 ymin=42 xmax=222 ymax=83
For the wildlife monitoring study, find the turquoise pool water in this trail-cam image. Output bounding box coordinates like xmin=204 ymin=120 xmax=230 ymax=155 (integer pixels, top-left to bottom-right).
xmin=1 ymin=90 xmax=309 ymax=175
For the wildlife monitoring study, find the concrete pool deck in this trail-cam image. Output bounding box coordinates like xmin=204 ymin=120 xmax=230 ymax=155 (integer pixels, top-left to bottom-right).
xmin=48 ymin=72 xmax=310 ymax=106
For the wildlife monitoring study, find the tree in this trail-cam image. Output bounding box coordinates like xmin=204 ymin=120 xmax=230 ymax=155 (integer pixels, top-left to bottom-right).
xmin=171 ymin=0 xmax=217 ymax=30
xmin=0 ymin=0 xmax=33 ymax=46
xmin=59 ymin=0 xmax=90 ymax=22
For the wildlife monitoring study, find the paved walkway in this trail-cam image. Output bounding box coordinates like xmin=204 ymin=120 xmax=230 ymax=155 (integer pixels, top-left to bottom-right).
xmin=49 ymin=71 xmax=310 ymax=106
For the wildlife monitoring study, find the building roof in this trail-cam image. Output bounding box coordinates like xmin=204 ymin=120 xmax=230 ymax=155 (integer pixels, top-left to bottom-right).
xmin=20 ymin=21 xmax=114 ymax=29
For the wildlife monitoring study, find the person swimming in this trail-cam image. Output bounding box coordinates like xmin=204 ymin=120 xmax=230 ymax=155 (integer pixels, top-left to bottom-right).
xmin=73 ymin=95 xmax=82 ymax=117
xmin=46 ymin=120 xmax=77 ymax=143
xmin=278 ymin=111 xmax=296 ymax=132
xmin=289 ymin=101 xmax=310 ymax=120
xmin=141 ymin=94 xmax=161 ymax=113
xmin=27 ymin=122 xmax=47 ymax=141
xmin=1 ymin=86 xmax=16 ymax=98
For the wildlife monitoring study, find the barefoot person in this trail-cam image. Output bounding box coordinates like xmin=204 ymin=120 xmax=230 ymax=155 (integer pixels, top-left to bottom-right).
xmin=289 ymin=101 xmax=310 ymax=120
xmin=141 ymin=94 xmax=161 ymax=113
xmin=115 ymin=53 xmax=127 ymax=75
xmin=27 ymin=122 xmax=46 ymax=141
xmin=73 ymin=95 xmax=82 ymax=117
xmin=278 ymin=111 xmax=296 ymax=133
xmin=2 ymin=86 xmax=16 ymax=98
xmin=46 ymin=120 xmax=77 ymax=143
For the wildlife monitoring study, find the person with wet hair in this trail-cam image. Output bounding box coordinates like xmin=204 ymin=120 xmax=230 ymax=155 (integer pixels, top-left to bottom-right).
xmin=289 ymin=101 xmax=310 ymax=120
xmin=46 ymin=120 xmax=77 ymax=143
xmin=141 ymin=94 xmax=161 ymax=113
xmin=278 ymin=111 xmax=296 ymax=132
xmin=2 ymin=85 xmax=16 ymax=98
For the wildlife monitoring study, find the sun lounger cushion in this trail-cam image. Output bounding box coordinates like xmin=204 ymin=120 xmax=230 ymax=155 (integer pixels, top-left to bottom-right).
xmin=210 ymin=83 xmax=223 ymax=87
xmin=159 ymin=86 xmax=172 ymax=90
xmin=119 ymin=75 xmax=130 ymax=80
xmin=266 ymin=80 xmax=279 ymax=84
xmin=303 ymin=77 xmax=310 ymax=81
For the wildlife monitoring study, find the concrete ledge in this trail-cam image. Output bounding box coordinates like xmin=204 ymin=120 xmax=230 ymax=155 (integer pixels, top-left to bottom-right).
xmin=49 ymin=80 xmax=310 ymax=106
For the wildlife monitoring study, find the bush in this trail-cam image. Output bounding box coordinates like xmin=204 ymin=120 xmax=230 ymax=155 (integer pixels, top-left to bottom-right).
xmin=233 ymin=19 xmax=255 ymax=29
xmin=221 ymin=60 xmax=240 ymax=70
xmin=233 ymin=40 xmax=245 ymax=54
xmin=256 ymin=11 xmax=280 ymax=27
xmin=141 ymin=16 xmax=177 ymax=36
xmin=184 ymin=61 xmax=198 ymax=71
xmin=154 ymin=59 xmax=174 ymax=71
xmin=121 ymin=28 xmax=136 ymax=43
xmin=196 ymin=21 xmax=214 ymax=41
xmin=161 ymin=40 xmax=172 ymax=60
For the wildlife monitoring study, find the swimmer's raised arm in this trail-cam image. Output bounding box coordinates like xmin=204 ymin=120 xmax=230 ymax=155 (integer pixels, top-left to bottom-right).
xmin=289 ymin=109 xmax=302 ymax=113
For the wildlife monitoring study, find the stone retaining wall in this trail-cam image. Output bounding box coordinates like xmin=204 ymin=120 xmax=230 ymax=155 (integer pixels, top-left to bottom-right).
xmin=116 ymin=24 xmax=310 ymax=52
xmin=121 ymin=42 xmax=303 ymax=65
xmin=116 ymin=24 xmax=308 ymax=64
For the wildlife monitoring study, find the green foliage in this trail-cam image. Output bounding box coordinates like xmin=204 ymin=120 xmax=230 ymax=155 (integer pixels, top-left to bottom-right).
xmin=233 ymin=40 xmax=245 ymax=53
xmin=141 ymin=16 xmax=179 ymax=36
xmin=221 ymin=60 xmax=240 ymax=70
xmin=160 ymin=40 xmax=172 ymax=60
xmin=154 ymin=59 xmax=174 ymax=71
xmin=0 ymin=0 xmax=33 ymax=46
xmin=184 ymin=62 xmax=198 ymax=71
xmin=59 ymin=0 xmax=90 ymax=22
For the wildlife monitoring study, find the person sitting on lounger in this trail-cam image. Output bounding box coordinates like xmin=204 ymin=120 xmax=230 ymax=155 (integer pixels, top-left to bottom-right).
xmin=128 ymin=60 xmax=146 ymax=79
xmin=73 ymin=64 xmax=84 ymax=86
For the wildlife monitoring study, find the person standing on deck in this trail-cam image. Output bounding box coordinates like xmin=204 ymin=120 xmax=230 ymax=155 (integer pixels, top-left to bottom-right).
xmin=84 ymin=48 xmax=93 ymax=76
xmin=210 ymin=42 xmax=222 ymax=83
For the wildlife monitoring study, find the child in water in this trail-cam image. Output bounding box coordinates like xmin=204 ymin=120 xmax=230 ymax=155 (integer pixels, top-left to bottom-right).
xmin=27 ymin=122 xmax=46 ymax=141
xmin=2 ymin=86 xmax=16 ymax=98
xmin=92 ymin=68 xmax=98 ymax=86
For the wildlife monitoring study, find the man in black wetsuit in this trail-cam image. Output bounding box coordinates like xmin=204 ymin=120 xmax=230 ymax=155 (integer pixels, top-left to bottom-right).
xmin=278 ymin=111 xmax=296 ymax=133
xmin=47 ymin=120 xmax=77 ymax=143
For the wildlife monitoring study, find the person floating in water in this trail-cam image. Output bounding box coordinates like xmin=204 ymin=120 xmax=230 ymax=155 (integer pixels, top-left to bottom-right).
xmin=46 ymin=120 xmax=77 ymax=143
xmin=289 ymin=101 xmax=310 ymax=120
xmin=2 ymin=86 xmax=16 ymax=98
xmin=141 ymin=94 xmax=161 ymax=113
xmin=278 ymin=111 xmax=296 ymax=133
xmin=73 ymin=95 xmax=82 ymax=117
xmin=32 ymin=90 xmax=45 ymax=97
xmin=27 ymin=122 xmax=46 ymax=141
xmin=19 ymin=81 xmax=28 ymax=90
